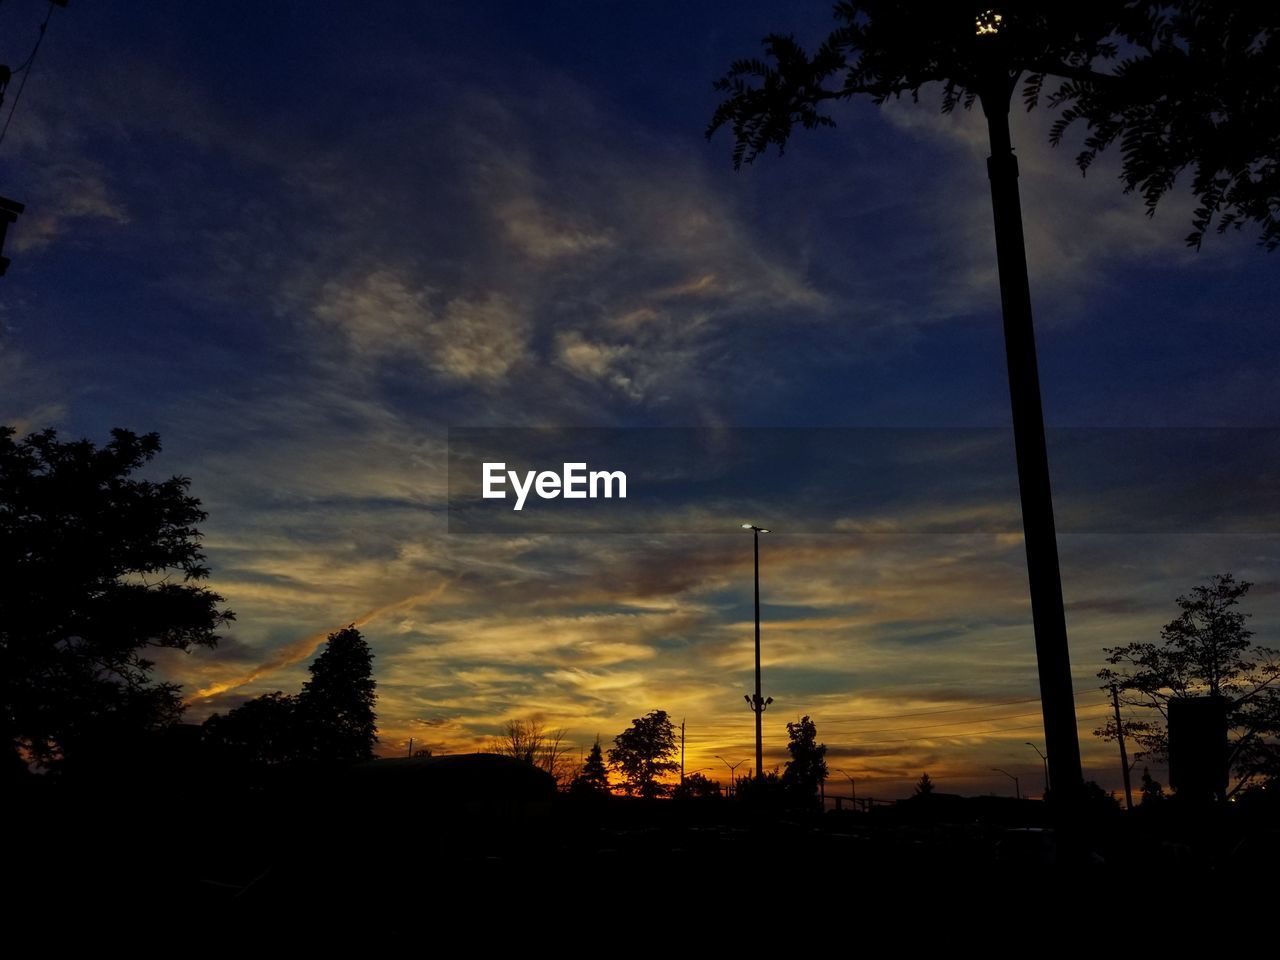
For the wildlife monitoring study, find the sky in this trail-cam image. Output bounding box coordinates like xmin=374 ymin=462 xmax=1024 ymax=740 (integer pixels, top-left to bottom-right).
xmin=2 ymin=1 xmax=1278 ymax=799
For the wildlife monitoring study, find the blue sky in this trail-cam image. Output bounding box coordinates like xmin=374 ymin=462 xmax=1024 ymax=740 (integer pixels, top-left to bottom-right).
xmin=2 ymin=1 xmax=1278 ymax=797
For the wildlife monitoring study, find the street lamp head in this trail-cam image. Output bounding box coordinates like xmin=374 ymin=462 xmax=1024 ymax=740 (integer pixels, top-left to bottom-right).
xmin=976 ymin=10 xmax=1003 ymax=36
xmin=741 ymin=523 xmax=770 ymax=533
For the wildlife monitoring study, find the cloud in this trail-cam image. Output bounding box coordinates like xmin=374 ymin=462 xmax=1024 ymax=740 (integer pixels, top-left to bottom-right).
xmin=188 ymin=579 xmax=449 ymax=703
xmin=9 ymin=165 xmax=129 ymax=253
xmin=312 ymin=270 xmax=530 ymax=384
xmin=873 ymin=93 xmax=1204 ymax=321
xmin=495 ymin=194 xmax=615 ymax=260
xmin=255 ymin=82 xmax=834 ymax=416
xmin=0 ymin=348 xmax=67 ymax=433
xmin=17 ymin=12 xmax=1275 ymax=798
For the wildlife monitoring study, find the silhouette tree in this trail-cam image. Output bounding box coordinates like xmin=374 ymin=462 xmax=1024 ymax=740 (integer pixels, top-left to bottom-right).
xmin=709 ymin=2 xmax=1280 ymax=804
xmin=608 ymin=709 xmax=679 ymax=798
xmin=1096 ymin=573 xmax=1280 ymax=793
xmin=781 ymin=715 xmax=829 ymax=804
xmin=202 ymin=691 xmax=301 ymax=768
xmin=1139 ymin=766 xmax=1165 ymax=806
xmin=570 ymin=736 xmax=612 ymax=797
xmin=489 ymin=717 xmax=573 ymax=784
xmin=733 ymin=769 xmax=787 ymax=811
xmin=708 ymin=2 xmax=1279 ymax=247
xmin=0 ymin=426 xmax=234 ymax=775
xmin=672 ymin=771 xmax=723 ymax=800
xmin=1081 ymin=779 xmax=1122 ymax=814
xmin=915 ymin=772 xmax=936 ymax=795
xmin=203 ymin=627 xmax=377 ymax=767
xmin=491 ymin=718 xmax=543 ymax=764
xmin=298 ymin=625 xmax=378 ymax=763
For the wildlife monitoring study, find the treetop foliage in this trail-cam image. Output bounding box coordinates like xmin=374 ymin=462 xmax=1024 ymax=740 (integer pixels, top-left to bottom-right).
xmin=608 ymin=709 xmax=679 ymax=799
xmin=203 ymin=625 xmax=378 ymax=767
xmin=782 ymin=714 xmax=829 ymax=801
xmin=570 ymin=737 xmax=612 ymax=796
xmin=708 ymin=2 xmax=1279 ymax=249
xmin=1 ymin=426 xmax=233 ymax=773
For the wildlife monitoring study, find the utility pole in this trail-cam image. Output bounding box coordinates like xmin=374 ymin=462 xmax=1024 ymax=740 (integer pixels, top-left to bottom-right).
xmin=742 ymin=524 xmax=772 ymax=778
xmin=992 ymin=767 xmax=1021 ymax=799
xmin=836 ymin=768 xmax=857 ymax=810
xmin=407 ymin=737 xmax=413 ymax=758
xmin=1111 ymin=683 xmax=1134 ymax=811
xmin=976 ymin=24 xmax=1083 ymax=804
xmin=0 ymin=2 xmax=68 ymax=278
xmin=680 ymin=718 xmax=685 ymax=783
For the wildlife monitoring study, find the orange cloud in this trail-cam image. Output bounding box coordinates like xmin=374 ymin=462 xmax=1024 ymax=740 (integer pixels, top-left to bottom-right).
xmin=188 ymin=579 xmax=449 ymax=702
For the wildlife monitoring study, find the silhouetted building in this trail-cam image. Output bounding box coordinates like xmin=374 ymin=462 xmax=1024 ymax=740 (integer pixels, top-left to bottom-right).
xmin=343 ymin=752 xmax=556 ymax=820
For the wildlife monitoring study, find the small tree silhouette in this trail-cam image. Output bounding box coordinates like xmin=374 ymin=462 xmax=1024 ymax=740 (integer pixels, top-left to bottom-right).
xmin=608 ymin=710 xmax=678 ymax=799
xmin=204 ymin=625 xmax=378 ymax=767
xmin=1139 ymin=767 xmax=1165 ymax=806
xmin=781 ymin=715 xmax=829 ymax=805
xmin=570 ymin=737 xmax=612 ymax=797
xmin=489 ymin=718 xmax=572 ymax=783
xmin=1096 ymin=573 xmax=1280 ymax=793
xmin=672 ymin=771 xmax=722 ymax=800
xmin=299 ymin=625 xmax=378 ymax=763
xmin=915 ymin=772 xmax=936 ymax=796
xmin=203 ymin=691 xmax=302 ymax=768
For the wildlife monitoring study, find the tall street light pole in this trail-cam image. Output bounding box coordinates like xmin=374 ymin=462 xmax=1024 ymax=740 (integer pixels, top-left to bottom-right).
xmin=992 ymin=767 xmax=1021 ymax=800
xmin=742 ymin=523 xmax=772 ymax=779
xmin=976 ymin=16 xmax=1082 ymax=805
xmin=836 ymin=768 xmax=857 ymax=810
xmin=715 ymin=755 xmax=746 ymax=797
xmin=1025 ymin=741 xmax=1050 ymax=798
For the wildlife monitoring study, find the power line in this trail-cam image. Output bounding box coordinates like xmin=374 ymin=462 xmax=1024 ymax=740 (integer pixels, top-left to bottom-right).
xmin=686 ymin=709 xmax=1111 ymax=748
xmin=817 ymin=696 xmax=1043 ymax=723
xmin=680 ymin=710 xmax=1109 ymax=743
xmin=0 ymin=1 xmax=59 ymax=149
xmin=808 ymin=704 xmax=1111 ymax=738
xmin=681 ymin=697 xmax=1112 ymax=740
xmin=847 ymin=719 xmax=1084 ymax=746
xmin=681 ymin=708 xmax=1112 ymax=750
xmin=817 ymin=687 xmax=1103 ymax=725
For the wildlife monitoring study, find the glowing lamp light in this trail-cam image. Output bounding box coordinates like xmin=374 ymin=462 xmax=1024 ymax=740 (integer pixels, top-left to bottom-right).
xmin=976 ymin=10 xmax=1003 ymax=36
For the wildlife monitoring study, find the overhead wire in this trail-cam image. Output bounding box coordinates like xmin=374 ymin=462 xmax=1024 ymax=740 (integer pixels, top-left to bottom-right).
xmin=816 ymin=686 xmax=1106 ymax=724
xmin=0 ymin=1 xmax=59 ymax=149
xmin=803 ymin=704 xmax=1111 ymax=738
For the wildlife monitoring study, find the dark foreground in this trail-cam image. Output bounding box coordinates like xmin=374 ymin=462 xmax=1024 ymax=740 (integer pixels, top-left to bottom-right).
xmin=13 ymin=760 xmax=1277 ymax=914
